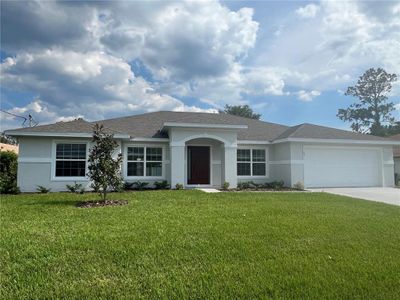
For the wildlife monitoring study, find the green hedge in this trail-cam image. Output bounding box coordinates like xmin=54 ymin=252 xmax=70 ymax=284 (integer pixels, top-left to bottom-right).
xmin=0 ymin=151 xmax=19 ymax=194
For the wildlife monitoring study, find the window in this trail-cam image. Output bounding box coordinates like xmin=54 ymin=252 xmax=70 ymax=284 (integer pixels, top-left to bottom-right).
xmin=237 ymin=149 xmax=266 ymax=176
xmin=127 ymin=146 xmax=163 ymax=177
xmin=237 ymin=149 xmax=251 ymax=176
xmin=55 ymin=143 xmax=86 ymax=177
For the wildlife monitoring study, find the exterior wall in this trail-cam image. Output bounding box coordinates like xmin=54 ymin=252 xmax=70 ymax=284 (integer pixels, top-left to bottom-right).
xmin=15 ymin=134 xmax=397 ymax=192
xmin=17 ymin=137 xmax=93 ymax=192
xmin=269 ymin=142 xmax=292 ymax=186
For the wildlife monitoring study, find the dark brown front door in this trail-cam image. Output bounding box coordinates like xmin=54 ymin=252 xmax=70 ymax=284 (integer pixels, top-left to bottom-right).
xmin=187 ymin=146 xmax=210 ymax=185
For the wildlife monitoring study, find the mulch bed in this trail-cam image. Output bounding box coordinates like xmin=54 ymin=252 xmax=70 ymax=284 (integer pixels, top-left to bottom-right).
xmin=76 ymin=200 xmax=128 ymax=208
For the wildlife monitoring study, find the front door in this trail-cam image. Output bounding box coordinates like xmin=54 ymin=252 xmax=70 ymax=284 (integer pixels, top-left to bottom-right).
xmin=187 ymin=146 xmax=210 ymax=185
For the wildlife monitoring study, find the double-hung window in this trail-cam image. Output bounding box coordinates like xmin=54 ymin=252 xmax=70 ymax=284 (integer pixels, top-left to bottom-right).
xmin=237 ymin=149 xmax=266 ymax=176
xmin=127 ymin=146 xmax=163 ymax=177
xmin=55 ymin=143 xmax=87 ymax=177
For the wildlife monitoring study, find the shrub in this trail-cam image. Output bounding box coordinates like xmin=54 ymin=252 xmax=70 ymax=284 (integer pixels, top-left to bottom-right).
xmin=154 ymin=180 xmax=170 ymax=190
xmin=249 ymin=181 xmax=260 ymax=189
xmin=37 ymin=185 xmax=51 ymax=193
xmin=175 ymin=183 xmax=184 ymax=190
xmin=237 ymin=181 xmax=252 ymax=190
xmin=293 ymin=181 xmax=305 ymax=190
xmin=124 ymin=182 xmax=135 ymax=190
xmin=133 ymin=181 xmax=149 ymax=190
xmin=270 ymin=180 xmax=285 ymax=190
xmin=66 ymin=182 xmax=84 ymax=193
xmin=222 ymin=181 xmax=230 ymax=190
xmin=0 ymin=151 xmax=19 ymax=194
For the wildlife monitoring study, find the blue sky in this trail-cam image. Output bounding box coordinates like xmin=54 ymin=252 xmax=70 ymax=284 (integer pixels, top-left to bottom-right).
xmin=1 ymin=0 xmax=399 ymax=130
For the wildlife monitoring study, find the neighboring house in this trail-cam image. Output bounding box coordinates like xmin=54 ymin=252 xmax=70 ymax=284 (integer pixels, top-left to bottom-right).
xmin=5 ymin=111 xmax=400 ymax=192
xmin=0 ymin=143 xmax=19 ymax=154
xmin=389 ymin=134 xmax=400 ymax=185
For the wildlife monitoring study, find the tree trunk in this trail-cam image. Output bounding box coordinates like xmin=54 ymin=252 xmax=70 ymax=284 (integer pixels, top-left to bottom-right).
xmin=102 ymin=185 xmax=107 ymax=201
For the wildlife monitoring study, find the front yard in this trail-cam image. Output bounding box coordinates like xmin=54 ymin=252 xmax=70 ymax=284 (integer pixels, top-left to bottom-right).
xmin=1 ymin=191 xmax=399 ymax=299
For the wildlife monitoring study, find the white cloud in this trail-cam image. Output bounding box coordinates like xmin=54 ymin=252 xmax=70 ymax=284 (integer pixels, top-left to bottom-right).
xmin=255 ymin=0 xmax=400 ymax=95
xmin=297 ymin=90 xmax=321 ymax=102
xmin=0 ymin=1 xmax=259 ymax=128
xmin=295 ymin=4 xmax=320 ymax=19
xmin=0 ymin=49 xmax=216 ymax=129
xmin=1 ymin=0 xmax=399 ymax=128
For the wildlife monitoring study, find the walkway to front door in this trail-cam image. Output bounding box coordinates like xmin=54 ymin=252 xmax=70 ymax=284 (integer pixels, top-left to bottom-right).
xmin=187 ymin=146 xmax=210 ymax=185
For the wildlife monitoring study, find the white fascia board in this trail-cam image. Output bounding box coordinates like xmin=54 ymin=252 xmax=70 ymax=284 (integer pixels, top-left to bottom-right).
xmin=163 ymin=122 xmax=248 ymax=130
xmin=130 ymin=137 xmax=169 ymax=142
xmin=237 ymin=140 xmax=271 ymax=145
xmin=272 ymin=137 xmax=400 ymax=146
xmin=4 ymin=131 xmax=130 ymax=139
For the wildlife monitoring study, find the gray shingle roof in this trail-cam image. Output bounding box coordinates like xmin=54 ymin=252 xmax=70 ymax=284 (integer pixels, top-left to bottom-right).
xmin=274 ymin=123 xmax=392 ymax=142
xmin=5 ymin=118 xmax=122 ymax=135
xmin=96 ymin=111 xmax=289 ymax=141
xmin=5 ymin=111 xmax=397 ymax=143
xmin=6 ymin=119 xmax=95 ymax=133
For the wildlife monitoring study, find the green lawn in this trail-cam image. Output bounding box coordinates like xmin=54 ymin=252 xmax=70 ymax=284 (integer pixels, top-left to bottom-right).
xmin=1 ymin=191 xmax=399 ymax=299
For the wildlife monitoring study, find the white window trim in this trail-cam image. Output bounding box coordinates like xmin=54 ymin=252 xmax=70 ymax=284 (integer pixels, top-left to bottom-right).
xmin=237 ymin=146 xmax=269 ymax=178
xmin=51 ymin=140 xmax=90 ymax=181
xmin=124 ymin=144 xmax=166 ymax=180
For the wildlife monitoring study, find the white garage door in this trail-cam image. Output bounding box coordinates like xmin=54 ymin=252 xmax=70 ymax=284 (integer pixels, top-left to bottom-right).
xmin=304 ymin=147 xmax=381 ymax=188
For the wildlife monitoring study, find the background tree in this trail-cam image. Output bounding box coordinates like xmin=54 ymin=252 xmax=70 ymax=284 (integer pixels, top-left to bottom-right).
xmin=87 ymin=124 xmax=123 ymax=201
xmin=0 ymin=133 xmax=17 ymax=145
xmin=337 ymin=68 xmax=398 ymax=136
xmin=220 ymin=104 xmax=261 ymax=120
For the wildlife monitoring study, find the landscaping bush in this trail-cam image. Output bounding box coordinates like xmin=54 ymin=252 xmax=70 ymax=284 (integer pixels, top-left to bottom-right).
xmin=66 ymin=182 xmax=84 ymax=193
xmin=0 ymin=151 xmax=19 ymax=194
xmin=293 ymin=181 xmax=305 ymax=190
xmin=123 ymin=182 xmax=135 ymax=190
xmin=222 ymin=181 xmax=230 ymax=190
xmin=133 ymin=181 xmax=149 ymax=190
xmin=270 ymin=180 xmax=285 ymax=190
xmin=238 ymin=180 xmax=286 ymax=190
xmin=36 ymin=186 xmax=51 ymax=193
xmin=175 ymin=183 xmax=184 ymax=190
xmin=249 ymin=181 xmax=260 ymax=189
xmin=237 ymin=181 xmax=252 ymax=190
xmin=154 ymin=180 xmax=170 ymax=190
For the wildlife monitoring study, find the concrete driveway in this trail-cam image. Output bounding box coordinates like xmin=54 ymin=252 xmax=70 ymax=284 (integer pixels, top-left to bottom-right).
xmin=309 ymin=187 xmax=400 ymax=206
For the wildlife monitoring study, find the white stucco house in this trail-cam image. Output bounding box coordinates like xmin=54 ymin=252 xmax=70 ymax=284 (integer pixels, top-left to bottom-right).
xmin=5 ymin=111 xmax=400 ymax=192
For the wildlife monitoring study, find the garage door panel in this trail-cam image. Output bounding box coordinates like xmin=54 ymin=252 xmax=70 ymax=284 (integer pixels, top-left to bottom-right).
xmin=304 ymin=147 xmax=381 ymax=188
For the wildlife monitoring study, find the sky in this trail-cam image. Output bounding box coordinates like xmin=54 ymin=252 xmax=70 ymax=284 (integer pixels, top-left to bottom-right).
xmin=1 ymin=0 xmax=399 ymax=131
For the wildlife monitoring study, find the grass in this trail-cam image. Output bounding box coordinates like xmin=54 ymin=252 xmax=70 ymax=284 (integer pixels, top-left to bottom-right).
xmin=1 ymin=191 xmax=399 ymax=299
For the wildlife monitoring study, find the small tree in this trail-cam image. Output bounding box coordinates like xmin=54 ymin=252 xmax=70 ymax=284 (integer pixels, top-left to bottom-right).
xmin=220 ymin=104 xmax=261 ymax=120
xmin=87 ymin=124 xmax=122 ymax=200
xmin=337 ymin=68 xmax=398 ymax=136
